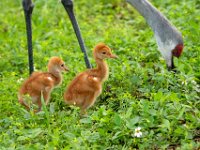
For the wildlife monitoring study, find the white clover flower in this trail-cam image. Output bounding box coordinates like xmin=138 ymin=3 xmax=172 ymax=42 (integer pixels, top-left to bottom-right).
xmin=134 ymin=127 xmax=142 ymax=138
xmin=183 ymin=124 xmax=187 ymax=128
xmin=17 ymin=78 xmax=24 ymax=83
xmin=191 ymin=80 xmax=196 ymax=84
xmin=182 ymin=80 xmax=187 ymax=85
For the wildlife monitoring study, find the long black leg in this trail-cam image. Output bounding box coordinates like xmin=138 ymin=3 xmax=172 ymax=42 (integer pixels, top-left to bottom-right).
xmin=61 ymin=0 xmax=92 ymax=69
xmin=22 ymin=0 xmax=34 ymax=75
xmin=167 ymin=56 xmax=176 ymax=72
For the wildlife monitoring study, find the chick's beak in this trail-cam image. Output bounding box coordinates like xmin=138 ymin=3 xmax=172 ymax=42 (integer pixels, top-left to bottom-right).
xmin=110 ymin=54 xmax=118 ymax=59
xmin=64 ymin=66 xmax=69 ymax=72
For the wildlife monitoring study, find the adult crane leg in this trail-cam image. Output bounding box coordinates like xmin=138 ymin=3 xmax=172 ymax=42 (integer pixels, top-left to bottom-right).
xmin=22 ymin=0 xmax=34 ymax=75
xmin=61 ymin=0 xmax=92 ymax=69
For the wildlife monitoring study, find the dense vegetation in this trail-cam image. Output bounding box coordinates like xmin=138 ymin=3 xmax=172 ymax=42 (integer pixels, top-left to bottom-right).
xmin=0 ymin=0 xmax=199 ymax=149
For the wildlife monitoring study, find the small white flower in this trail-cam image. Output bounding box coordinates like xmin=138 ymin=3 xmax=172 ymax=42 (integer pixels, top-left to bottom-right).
xmin=191 ymin=80 xmax=196 ymax=84
xmin=134 ymin=127 xmax=142 ymax=138
xmin=181 ymin=81 xmax=187 ymax=85
xmin=17 ymin=78 xmax=24 ymax=83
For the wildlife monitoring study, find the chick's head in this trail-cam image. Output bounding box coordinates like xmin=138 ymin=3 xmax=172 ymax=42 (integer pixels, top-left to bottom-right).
xmin=48 ymin=56 xmax=69 ymax=73
xmin=94 ymin=43 xmax=117 ymax=60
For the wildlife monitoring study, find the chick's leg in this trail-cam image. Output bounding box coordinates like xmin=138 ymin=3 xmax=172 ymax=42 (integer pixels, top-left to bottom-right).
xmin=42 ymin=91 xmax=51 ymax=105
xmin=19 ymin=97 xmax=30 ymax=110
xmin=29 ymin=94 xmax=41 ymax=112
xmin=43 ymin=86 xmax=53 ymax=105
xmin=34 ymin=100 xmax=41 ymax=113
xmin=80 ymin=94 xmax=96 ymax=115
xmin=80 ymin=109 xmax=87 ymax=116
xmin=18 ymin=91 xmax=30 ymax=110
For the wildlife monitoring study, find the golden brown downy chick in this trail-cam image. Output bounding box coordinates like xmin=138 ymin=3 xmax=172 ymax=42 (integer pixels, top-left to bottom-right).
xmin=64 ymin=43 xmax=117 ymax=115
xmin=18 ymin=56 xmax=69 ymax=112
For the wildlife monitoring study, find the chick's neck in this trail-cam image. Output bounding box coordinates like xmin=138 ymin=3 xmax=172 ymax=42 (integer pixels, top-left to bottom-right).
xmin=95 ymin=57 xmax=109 ymax=81
xmin=48 ymin=68 xmax=62 ymax=86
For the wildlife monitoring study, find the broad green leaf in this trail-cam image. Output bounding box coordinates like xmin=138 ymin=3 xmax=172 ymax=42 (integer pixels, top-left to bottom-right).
xmin=113 ymin=113 xmax=122 ymax=126
xmin=80 ymin=117 xmax=92 ymax=124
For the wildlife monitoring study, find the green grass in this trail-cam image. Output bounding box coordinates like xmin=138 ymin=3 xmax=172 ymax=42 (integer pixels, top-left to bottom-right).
xmin=0 ymin=0 xmax=200 ymax=149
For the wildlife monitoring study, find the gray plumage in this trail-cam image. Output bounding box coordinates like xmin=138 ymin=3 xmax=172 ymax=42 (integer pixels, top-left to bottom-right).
xmin=127 ymin=0 xmax=183 ymax=70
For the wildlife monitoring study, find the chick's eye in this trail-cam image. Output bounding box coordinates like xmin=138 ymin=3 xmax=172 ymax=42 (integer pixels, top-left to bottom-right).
xmin=102 ymin=52 xmax=106 ymax=54
xmin=61 ymin=64 xmax=64 ymax=67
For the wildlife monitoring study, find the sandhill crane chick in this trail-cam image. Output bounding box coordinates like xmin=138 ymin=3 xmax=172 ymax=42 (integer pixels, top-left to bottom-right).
xmin=64 ymin=43 xmax=117 ymax=115
xmin=18 ymin=56 xmax=69 ymax=112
